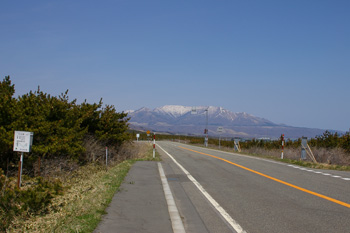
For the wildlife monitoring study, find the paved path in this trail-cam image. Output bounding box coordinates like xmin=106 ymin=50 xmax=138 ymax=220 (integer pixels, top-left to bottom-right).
xmin=94 ymin=161 xmax=173 ymax=233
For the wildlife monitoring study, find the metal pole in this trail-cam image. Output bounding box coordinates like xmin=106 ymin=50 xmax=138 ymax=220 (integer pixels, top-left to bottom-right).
xmin=19 ymin=152 xmax=23 ymax=188
xmin=219 ymin=136 xmax=221 ymax=149
xmin=17 ymin=160 xmax=21 ymax=188
xmin=205 ymin=107 xmax=208 ymax=147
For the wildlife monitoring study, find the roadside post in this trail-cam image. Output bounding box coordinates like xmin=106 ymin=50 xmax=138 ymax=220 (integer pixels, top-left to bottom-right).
xmin=217 ymin=127 xmax=224 ymax=149
xmin=13 ymin=131 xmax=34 ymax=188
xmin=136 ymin=133 xmax=140 ymax=142
xmin=192 ymin=106 xmax=209 ymax=147
xmin=106 ymin=147 xmax=108 ymax=168
xmin=234 ymin=139 xmax=241 ymax=152
xmin=204 ymin=131 xmax=208 ymax=147
xmin=147 ymin=130 xmax=151 ymax=143
xmin=281 ymin=134 xmax=285 ymax=159
xmin=153 ymin=134 xmax=156 ymax=158
xmin=301 ymin=137 xmax=307 ymax=160
xmin=300 ymin=137 xmax=317 ymax=163
xmin=204 ymin=108 xmax=209 ymax=147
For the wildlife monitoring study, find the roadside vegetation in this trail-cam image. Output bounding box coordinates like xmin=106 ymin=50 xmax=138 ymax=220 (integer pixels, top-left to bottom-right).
xmin=148 ymin=130 xmax=350 ymax=170
xmin=6 ymin=142 xmax=158 ymax=232
xmin=229 ymin=132 xmax=350 ymax=169
xmin=0 ymin=76 xmax=143 ymax=232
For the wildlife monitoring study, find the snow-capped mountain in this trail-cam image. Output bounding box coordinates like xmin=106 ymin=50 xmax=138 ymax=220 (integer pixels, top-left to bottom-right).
xmin=127 ymin=105 xmax=330 ymax=138
xmin=154 ymin=105 xmax=192 ymax=118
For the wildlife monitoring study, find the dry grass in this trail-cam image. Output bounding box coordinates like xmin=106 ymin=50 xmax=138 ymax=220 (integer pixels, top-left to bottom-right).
xmin=6 ymin=142 xmax=154 ymax=233
xmin=241 ymin=146 xmax=350 ymax=166
xmin=201 ymin=143 xmax=350 ymax=170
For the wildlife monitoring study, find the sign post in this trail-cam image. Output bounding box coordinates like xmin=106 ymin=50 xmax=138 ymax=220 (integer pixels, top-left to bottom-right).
xmin=153 ymin=134 xmax=156 ymax=159
xmin=19 ymin=152 xmax=23 ymax=187
xmin=13 ymin=131 xmax=34 ymax=188
xmin=147 ymin=130 xmax=151 ymax=142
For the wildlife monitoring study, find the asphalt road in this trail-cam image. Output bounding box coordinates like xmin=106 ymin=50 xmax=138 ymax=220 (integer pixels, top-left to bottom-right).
xmin=157 ymin=141 xmax=350 ymax=233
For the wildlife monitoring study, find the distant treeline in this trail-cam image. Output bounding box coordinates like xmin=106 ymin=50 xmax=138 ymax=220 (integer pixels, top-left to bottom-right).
xmin=134 ymin=130 xmax=350 ymax=153
xmin=0 ymin=76 xmax=130 ymax=172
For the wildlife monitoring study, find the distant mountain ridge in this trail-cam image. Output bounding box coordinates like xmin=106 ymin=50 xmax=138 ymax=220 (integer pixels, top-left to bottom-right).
xmin=127 ymin=105 xmax=335 ymax=139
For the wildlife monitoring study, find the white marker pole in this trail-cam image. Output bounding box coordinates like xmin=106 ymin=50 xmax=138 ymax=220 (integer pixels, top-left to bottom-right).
xmin=153 ymin=134 xmax=156 ymax=158
xmin=106 ymin=147 xmax=108 ymax=168
xmin=19 ymin=152 xmax=23 ymax=187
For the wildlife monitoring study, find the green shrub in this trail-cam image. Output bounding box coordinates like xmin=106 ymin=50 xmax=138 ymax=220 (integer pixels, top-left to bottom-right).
xmin=0 ymin=169 xmax=19 ymax=231
xmin=19 ymin=177 xmax=63 ymax=215
xmin=0 ymin=169 xmax=63 ymax=231
xmin=0 ymin=76 xmax=131 ymax=172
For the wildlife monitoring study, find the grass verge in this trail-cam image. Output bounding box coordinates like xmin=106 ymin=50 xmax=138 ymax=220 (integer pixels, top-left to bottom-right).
xmin=279 ymin=158 xmax=350 ymax=171
xmin=7 ymin=142 xmax=159 ymax=232
xmin=228 ymin=150 xmax=350 ymax=171
xmin=190 ymin=143 xmax=350 ymax=171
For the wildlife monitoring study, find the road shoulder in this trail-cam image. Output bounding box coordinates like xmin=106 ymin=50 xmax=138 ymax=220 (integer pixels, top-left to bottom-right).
xmin=94 ymin=161 xmax=173 ymax=233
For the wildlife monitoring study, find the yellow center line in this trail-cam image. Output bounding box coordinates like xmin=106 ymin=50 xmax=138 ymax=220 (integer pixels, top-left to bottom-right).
xmin=179 ymin=146 xmax=350 ymax=209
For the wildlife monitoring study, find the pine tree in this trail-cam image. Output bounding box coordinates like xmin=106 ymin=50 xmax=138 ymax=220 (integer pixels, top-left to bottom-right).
xmin=0 ymin=76 xmax=17 ymax=171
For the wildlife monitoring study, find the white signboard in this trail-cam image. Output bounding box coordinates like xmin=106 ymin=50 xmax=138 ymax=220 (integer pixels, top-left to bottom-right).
xmin=136 ymin=134 xmax=140 ymax=138
xmin=217 ymin=127 xmax=224 ymax=133
xmin=191 ymin=107 xmax=197 ymax=115
xmin=13 ymin=131 xmax=34 ymax=152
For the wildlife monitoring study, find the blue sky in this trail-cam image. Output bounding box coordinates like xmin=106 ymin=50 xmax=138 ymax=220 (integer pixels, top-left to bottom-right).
xmin=1 ymin=0 xmax=349 ymax=131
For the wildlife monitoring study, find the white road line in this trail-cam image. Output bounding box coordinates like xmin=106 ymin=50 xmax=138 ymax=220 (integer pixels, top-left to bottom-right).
xmin=158 ymin=162 xmax=186 ymax=233
xmin=172 ymin=142 xmax=278 ymax=164
xmin=169 ymin=142 xmax=350 ymax=181
xmin=288 ymin=166 xmax=350 ymax=180
xmin=157 ymin=144 xmax=246 ymax=233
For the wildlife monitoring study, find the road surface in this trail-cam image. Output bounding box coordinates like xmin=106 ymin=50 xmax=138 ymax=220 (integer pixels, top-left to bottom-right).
xmin=157 ymin=141 xmax=350 ymax=233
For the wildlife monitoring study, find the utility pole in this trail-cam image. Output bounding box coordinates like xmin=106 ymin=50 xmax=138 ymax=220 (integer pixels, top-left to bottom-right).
xmin=204 ymin=107 xmax=209 ymax=147
xmin=281 ymin=134 xmax=285 ymax=159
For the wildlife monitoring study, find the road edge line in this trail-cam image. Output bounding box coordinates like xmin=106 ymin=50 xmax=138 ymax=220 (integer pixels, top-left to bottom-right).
xmin=158 ymin=162 xmax=186 ymax=233
xmin=157 ymin=144 xmax=246 ymax=233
